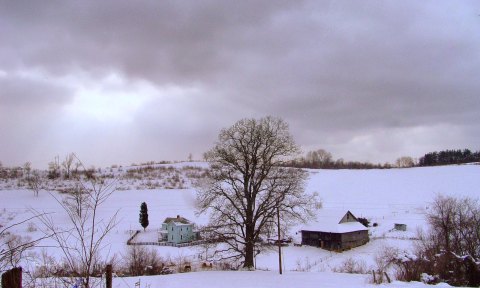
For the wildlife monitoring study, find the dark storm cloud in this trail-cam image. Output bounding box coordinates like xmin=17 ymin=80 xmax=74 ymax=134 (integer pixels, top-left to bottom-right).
xmin=0 ymin=1 xmax=298 ymax=82
xmin=1 ymin=0 xmax=479 ymax=167
xmin=0 ymin=75 xmax=72 ymax=107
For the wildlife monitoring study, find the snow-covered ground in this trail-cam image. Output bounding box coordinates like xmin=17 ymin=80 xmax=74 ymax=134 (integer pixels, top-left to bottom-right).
xmin=115 ymin=270 xmax=456 ymax=288
xmin=1 ymin=163 xmax=479 ymax=287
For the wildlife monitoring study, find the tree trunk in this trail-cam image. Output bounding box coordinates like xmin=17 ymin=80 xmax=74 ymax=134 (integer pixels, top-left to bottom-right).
xmin=277 ymin=205 xmax=282 ymax=275
xmin=244 ymin=240 xmax=255 ymax=269
xmin=244 ymin=224 xmax=255 ymax=269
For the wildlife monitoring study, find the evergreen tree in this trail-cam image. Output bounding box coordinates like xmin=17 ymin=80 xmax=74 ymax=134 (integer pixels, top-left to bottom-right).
xmin=139 ymin=202 xmax=149 ymax=231
xmin=419 ymin=148 xmax=480 ymax=166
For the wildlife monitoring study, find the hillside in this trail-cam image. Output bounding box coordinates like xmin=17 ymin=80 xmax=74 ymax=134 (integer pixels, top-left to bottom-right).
xmin=1 ymin=163 xmax=479 ymax=287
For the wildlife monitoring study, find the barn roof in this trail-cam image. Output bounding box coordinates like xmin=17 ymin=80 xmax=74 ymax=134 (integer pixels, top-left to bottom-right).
xmin=301 ymin=209 xmax=368 ymax=233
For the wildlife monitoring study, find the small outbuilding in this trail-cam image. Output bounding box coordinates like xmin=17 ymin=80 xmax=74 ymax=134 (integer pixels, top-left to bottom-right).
xmin=394 ymin=223 xmax=407 ymax=231
xmin=159 ymin=215 xmax=198 ymax=244
xmin=301 ymin=210 xmax=369 ymax=251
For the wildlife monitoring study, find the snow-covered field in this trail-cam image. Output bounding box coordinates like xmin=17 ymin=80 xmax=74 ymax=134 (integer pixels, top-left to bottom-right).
xmin=115 ymin=270 xmax=454 ymax=288
xmin=1 ymin=163 xmax=479 ymax=287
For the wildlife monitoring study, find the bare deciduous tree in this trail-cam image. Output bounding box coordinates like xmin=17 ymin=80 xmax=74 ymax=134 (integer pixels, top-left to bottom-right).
xmin=23 ymin=162 xmax=32 ymax=178
xmin=395 ymin=156 xmax=415 ymax=168
xmin=305 ymin=149 xmax=333 ymax=168
xmin=35 ymin=170 xmax=118 ymax=288
xmin=197 ymin=117 xmax=319 ymax=269
xmin=27 ymin=171 xmax=42 ymax=197
xmin=47 ymin=156 xmax=61 ymax=179
xmin=62 ymin=153 xmax=76 ymax=179
xmin=123 ymin=245 xmax=163 ymax=276
xmin=0 ymin=214 xmax=51 ymax=272
xmin=392 ymin=195 xmax=480 ymax=286
xmin=425 ymin=195 xmax=480 ymax=259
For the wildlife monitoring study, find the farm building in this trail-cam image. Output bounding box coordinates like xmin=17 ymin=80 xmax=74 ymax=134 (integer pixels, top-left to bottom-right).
xmin=159 ymin=215 xmax=198 ymax=244
xmin=301 ymin=210 xmax=369 ymax=251
xmin=394 ymin=223 xmax=407 ymax=231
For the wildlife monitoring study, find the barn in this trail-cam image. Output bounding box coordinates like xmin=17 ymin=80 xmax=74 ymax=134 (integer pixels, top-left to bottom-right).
xmin=301 ymin=210 xmax=369 ymax=251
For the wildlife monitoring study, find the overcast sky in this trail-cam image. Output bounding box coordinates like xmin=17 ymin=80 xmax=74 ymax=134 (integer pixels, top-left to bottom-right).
xmin=1 ymin=1 xmax=479 ymax=168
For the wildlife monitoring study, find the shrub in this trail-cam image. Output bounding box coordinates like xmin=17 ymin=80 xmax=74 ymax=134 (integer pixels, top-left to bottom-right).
xmin=26 ymin=222 xmax=37 ymax=232
xmin=333 ymin=257 xmax=367 ymax=274
xmin=122 ymin=245 xmax=164 ymax=276
xmin=357 ymin=217 xmax=370 ymax=227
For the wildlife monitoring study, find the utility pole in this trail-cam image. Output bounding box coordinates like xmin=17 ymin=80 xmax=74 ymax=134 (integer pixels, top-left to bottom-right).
xmin=277 ymin=204 xmax=282 ymax=275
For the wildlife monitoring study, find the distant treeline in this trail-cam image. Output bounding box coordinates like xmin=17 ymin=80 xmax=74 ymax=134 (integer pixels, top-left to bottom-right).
xmin=285 ymin=149 xmax=392 ymax=170
xmin=287 ymin=158 xmax=390 ymax=169
xmin=418 ymin=149 xmax=480 ymax=166
xmin=285 ymin=148 xmax=480 ymax=170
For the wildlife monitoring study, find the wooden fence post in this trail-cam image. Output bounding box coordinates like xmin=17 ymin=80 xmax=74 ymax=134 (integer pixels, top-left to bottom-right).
xmin=106 ymin=264 xmax=112 ymax=288
xmin=372 ymin=270 xmax=376 ymax=284
xmin=1 ymin=267 xmax=22 ymax=288
xmin=384 ymin=271 xmax=391 ymax=283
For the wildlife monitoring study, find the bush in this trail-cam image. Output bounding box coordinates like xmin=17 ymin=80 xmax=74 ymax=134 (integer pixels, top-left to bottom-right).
xmin=357 ymin=217 xmax=370 ymax=227
xmin=26 ymin=222 xmax=37 ymax=232
xmin=373 ymin=195 xmax=480 ymax=287
xmin=333 ymin=257 xmax=367 ymax=274
xmin=374 ymin=246 xmax=430 ymax=283
xmin=122 ymin=245 xmax=165 ymax=276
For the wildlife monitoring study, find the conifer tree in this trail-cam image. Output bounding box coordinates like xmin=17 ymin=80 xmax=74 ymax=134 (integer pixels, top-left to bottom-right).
xmin=139 ymin=202 xmax=149 ymax=231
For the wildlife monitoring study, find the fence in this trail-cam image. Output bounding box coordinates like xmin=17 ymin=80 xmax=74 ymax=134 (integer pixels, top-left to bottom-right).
xmin=126 ymin=229 xmax=206 ymax=247
xmin=1 ymin=266 xmax=115 ymax=288
xmin=128 ymin=239 xmax=206 ymax=247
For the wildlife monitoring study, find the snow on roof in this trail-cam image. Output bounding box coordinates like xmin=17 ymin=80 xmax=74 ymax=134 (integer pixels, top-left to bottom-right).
xmin=304 ymin=221 xmax=368 ymax=233
xmin=163 ymin=215 xmax=191 ymax=224
xmin=173 ymin=222 xmax=192 ymax=226
xmin=301 ymin=208 xmax=368 ymax=233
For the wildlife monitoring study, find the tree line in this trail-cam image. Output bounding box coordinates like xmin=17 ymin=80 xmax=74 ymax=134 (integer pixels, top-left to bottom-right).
xmin=418 ymin=149 xmax=480 ymax=166
xmin=2 ymin=148 xmax=478 ymax=178
xmin=284 ymin=148 xmax=479 ymax=170
xmin=285 ymin=149 xmax=392 ymax=169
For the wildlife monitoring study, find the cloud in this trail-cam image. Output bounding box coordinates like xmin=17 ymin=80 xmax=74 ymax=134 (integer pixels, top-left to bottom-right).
xmin=0 ymin=73 xmax=74 ymax=166
xmin=0 ymin=1 xmax=479 ymax=167
xmin=0 ymin=74 xmax=72 ymax=107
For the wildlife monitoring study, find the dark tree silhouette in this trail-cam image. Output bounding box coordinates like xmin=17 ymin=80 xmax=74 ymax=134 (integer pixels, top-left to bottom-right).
xmin=197 ymin=116 xmax=319 ymax=269
xmin=139 ymin=202 xmax=149 ymax=231
xmin=419 ymin=149 xmax=480 ymax=166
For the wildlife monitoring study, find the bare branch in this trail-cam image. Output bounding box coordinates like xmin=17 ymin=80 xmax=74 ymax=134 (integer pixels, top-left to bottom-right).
xmin=197 ymin=117 xmax=319 ymax=269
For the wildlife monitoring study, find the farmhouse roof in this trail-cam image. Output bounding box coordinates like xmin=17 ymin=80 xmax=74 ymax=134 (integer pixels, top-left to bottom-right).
xmin=302 ymin=209 xmax=368 ymax=233
xmin=163 ymin=215 xmax=191 ymax=225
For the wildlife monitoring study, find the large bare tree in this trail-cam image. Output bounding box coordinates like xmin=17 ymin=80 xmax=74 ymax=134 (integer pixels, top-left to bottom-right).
xmin=197 ymin=117 xmax=318 ymax=269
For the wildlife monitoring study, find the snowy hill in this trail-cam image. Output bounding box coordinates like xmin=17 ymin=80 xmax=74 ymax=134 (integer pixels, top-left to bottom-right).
xmin=1 ymin=163 xmax=479 ymax=287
